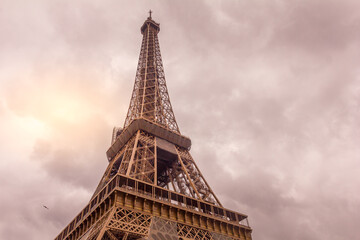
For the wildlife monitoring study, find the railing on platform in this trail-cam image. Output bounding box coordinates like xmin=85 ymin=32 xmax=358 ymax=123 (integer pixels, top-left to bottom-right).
xmin=55 ymin=174 xmax=249 ymax=240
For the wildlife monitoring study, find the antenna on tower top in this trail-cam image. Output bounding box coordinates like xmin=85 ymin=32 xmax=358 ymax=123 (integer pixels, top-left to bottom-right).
xmin=148 ymin=10 xmax=152 ymax=19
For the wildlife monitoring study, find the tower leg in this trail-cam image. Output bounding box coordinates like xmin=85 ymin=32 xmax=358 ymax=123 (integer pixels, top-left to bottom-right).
xmin=94 ymin=208 xmax=117 ymax=240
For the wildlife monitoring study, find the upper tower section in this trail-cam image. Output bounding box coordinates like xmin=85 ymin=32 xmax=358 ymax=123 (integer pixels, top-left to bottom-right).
xmin=141 ymin=11 xmax=160 ymax=34
xmin=124 ymin=14 xmax=180 ymax=133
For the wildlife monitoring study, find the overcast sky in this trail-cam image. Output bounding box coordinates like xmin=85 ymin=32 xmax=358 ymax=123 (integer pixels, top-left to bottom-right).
xmin=1 ymin=0 xmax=360 ymax=239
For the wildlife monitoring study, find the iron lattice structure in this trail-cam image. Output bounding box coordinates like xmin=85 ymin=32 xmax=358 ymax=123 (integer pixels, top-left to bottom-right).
xmin=124 ymin=17 xmax=179 ymax=133
xmin=55 ymin=15 xmax=252 ymax=240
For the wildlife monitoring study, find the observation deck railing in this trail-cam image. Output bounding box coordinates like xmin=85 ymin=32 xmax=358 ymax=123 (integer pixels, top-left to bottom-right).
xmin=55 ymin=174 xmax=250 ymax=240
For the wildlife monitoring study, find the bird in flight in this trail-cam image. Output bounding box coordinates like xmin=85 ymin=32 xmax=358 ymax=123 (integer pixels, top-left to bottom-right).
xmin=43 ymin=205 xmax=49 ymax=210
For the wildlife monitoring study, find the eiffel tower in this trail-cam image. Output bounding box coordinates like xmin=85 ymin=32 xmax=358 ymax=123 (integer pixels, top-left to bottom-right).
xmin=55 ymin=13 xmax=252 ymax=240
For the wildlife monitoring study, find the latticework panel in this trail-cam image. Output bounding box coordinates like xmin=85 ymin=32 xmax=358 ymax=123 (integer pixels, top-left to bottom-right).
xmin=118 ymin=136 xmax=138 ymax=175
xmin=107 ymin=208 xmax=152 ymax=237
xmin=177 ymin=224 xmax=213 ymax=240
xmin=148 ymin=217 xmax=178 ymax=240
xmin=109 ymin=130 xmax=157 ymax=184
xmin=127 ymin=131 xmax=156 ymax=183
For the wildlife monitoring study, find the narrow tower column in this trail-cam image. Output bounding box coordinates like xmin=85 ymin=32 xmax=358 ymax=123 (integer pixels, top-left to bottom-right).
xmin=124 ymin=16 xmax=180 ymax=133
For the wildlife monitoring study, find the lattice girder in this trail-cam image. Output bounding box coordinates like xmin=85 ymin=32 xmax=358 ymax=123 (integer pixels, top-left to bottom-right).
xmin=108 ymin=208 xmax=152 ymax=236
xmin=175 ymin=148 xmax=221 ymax=206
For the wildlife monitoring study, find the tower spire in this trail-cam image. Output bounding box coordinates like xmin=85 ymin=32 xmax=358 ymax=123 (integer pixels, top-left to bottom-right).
xmin=124 ymin=16 xmax=180 ymax=133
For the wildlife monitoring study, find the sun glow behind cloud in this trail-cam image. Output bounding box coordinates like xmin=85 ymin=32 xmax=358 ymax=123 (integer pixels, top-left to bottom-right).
xmin=6 ymin=84 xmax=90 ymax=136
xmin=17 ymin=116 xmax=48 ymax=139
xmin=43 ymin=93 xmax=92 ymax=124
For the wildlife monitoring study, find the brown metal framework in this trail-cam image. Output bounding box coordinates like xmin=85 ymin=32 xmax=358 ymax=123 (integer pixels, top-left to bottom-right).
xmin=55 ymin=14 xmax=252 ymax=240
xmin=124 ymin=17 xmax=179 ymax=133
xmin=55 ymin=175 xmax=251 ymax=240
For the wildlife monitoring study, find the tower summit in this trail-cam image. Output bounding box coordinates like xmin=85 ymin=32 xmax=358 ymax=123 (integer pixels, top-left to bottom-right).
xmin=55 ymin=15 xmax=252 ymax=240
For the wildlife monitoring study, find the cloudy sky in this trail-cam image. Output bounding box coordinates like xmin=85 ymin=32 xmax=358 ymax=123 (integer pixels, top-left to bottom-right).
xmin=1 ymin=0 xmax=360 ymax=239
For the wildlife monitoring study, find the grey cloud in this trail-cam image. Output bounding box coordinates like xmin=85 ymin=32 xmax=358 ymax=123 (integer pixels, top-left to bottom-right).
xmin=271 ymin=1 xmax=360 ymax=53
